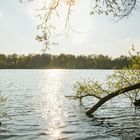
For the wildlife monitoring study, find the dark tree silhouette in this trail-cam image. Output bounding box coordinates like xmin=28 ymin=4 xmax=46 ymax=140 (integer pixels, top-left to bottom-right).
xmin=0 ymin=53 xmax=137 ymax=69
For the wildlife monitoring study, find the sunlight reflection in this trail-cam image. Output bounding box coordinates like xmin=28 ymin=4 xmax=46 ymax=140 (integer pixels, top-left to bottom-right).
xmin=39 ymin=70 xmax=67 ymax=139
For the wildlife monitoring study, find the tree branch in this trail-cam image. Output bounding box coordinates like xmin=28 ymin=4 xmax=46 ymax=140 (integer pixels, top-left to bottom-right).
xmin=86 ymin=82 xmax=140 ymax=116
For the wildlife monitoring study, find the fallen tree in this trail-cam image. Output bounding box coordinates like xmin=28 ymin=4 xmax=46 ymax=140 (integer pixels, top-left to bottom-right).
xmin=86 ymin=82 xmax=140 ymax=116
xmin=67 ymin=64 xmax=140 ymax=116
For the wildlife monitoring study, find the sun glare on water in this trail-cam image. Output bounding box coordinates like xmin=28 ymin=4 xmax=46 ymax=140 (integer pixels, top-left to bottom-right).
xmin=37 ymin=69 xmax=67 ymax=139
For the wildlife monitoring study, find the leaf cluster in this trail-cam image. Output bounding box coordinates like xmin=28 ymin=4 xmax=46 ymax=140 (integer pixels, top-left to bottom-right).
xmin=73 ymin=69 xmax=140 ymax=103
xmin=72 ymin=47 xmax=140 ymax=104
xmin=20 ymin=0 xmax=138 ymax=48
xmin=90 ymin=0 xmax=137 ymax=20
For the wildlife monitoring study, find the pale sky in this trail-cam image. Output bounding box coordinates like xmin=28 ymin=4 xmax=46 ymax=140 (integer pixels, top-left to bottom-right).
xmin=0 ymin=0 xmax=140 ymax=57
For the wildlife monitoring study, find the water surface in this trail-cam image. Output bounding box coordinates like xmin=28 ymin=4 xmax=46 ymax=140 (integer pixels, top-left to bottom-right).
xmin=0 ymin=70 xmax=140 ymax=140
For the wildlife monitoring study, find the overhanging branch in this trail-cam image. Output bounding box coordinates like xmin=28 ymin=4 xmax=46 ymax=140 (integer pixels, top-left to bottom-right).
xmin=86 ymin=82 xmax=140 ymax=116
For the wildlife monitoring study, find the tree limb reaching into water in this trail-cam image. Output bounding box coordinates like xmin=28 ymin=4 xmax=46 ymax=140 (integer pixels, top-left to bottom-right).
xmin=69 ymin=56 xmax=140 ymax=116
xmin=86 ymin=82 xmax=140 ymax=116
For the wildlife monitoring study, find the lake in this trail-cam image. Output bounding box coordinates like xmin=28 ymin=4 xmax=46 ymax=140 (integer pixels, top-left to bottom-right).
xmin=0 ymin=70 xmax=140 ymax=140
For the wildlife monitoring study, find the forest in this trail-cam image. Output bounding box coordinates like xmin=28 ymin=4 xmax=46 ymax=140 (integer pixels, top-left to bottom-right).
xmin=0 ymin=53 xmax=139 ymax=69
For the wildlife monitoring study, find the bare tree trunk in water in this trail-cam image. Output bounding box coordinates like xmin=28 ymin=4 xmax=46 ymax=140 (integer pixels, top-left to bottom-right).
xmin=86 ymin=82 xmax=140 ymax=116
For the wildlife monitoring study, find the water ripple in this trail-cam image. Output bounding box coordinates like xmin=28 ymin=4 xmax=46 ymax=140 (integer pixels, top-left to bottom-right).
xmin=0 ymin=70 xmax=140 ymax=140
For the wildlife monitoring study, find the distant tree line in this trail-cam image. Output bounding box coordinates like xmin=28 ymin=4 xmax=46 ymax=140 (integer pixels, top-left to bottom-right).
xmin=0 ymin=53 xmax=139 ymax=69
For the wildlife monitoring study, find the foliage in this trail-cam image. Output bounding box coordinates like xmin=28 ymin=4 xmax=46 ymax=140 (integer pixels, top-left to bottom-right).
xmin=129 ymin=45 xmax=140 ymax=69
xmin=73 ymin=70 xmax=140 ymax=103
xmin=74 ymin=79 xmax=106 ymax=98
xmin=90 ymin=0 xmax=137 ymax=19
xmin=73 ymin=48 xmax=140 ymax=104
xmin=20 ymin=0 xmax=138 ymax=48
xmin=0 ymin=53 xmax=137 ymax=69
xmin=34 ymin=0 xmax=77 ymax=49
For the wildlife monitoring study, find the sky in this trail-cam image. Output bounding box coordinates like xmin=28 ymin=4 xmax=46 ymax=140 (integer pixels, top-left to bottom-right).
xmin=0 ymin=0 xmax=140 ymax=57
